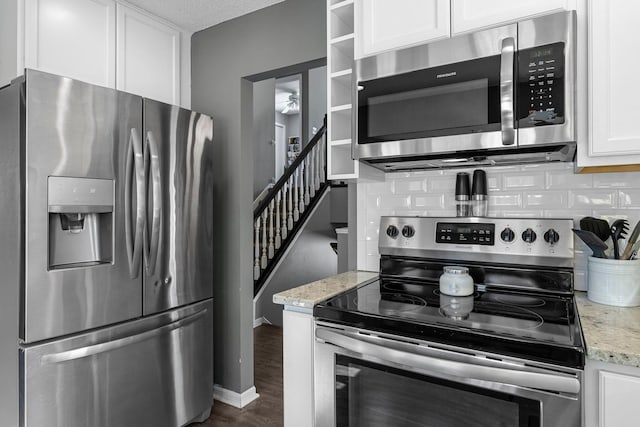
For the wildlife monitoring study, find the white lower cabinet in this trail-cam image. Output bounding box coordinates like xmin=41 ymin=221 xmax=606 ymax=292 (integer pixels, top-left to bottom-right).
xmin=116 ymin=3 xmax=181 ymax=105
xmin=24 ymin=0 xmax=116 ymax=87
xmin=584 ymin=359 xmax=640 ymax=427
xmin=282 ymin=308 xmax=314 ymax=427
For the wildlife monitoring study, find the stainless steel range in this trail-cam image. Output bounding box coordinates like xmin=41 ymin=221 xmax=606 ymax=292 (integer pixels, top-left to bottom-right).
xmin=314 ymin=216 xmax=584 ymax=427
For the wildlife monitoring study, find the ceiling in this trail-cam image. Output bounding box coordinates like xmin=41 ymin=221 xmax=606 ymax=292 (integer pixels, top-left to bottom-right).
xmin=124 ymin=0 xmax=285 ymax=32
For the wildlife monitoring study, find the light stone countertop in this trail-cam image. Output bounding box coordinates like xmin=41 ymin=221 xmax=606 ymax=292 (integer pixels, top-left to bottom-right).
xmin=272 ymin=271 xmax=378 ymax=309
xmin=273 ymin=275 xmax=640 ymax=368
xmin=575 ymin=292 xmax=640 ymax=368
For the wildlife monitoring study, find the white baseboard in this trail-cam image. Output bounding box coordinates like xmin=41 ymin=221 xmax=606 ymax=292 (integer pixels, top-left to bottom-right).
xmin=213 ymin=384 xmax=260 ymax=408
xmin=253 ymin=316 xmax=272 ymax=328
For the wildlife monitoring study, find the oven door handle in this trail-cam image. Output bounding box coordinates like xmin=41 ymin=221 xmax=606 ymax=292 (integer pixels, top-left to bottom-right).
xmin=500 ymin=36 xmax=516 ymax=146
xmin=316 ymin=327 xmax=580 ymax=395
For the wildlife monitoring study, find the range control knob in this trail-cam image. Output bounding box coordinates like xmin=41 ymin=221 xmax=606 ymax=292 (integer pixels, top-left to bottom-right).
xmin=402 ymin=225 xmax=415 ymax=238
xmin=544 ymin=228 xmax=560 ymax=245
xmin=386 ymin=225 xmax=399 ymax=238
xmin=500 ymin=227 xmax=515 ymax=242
xmin=522 ymin=228 xmax=537 ymax=243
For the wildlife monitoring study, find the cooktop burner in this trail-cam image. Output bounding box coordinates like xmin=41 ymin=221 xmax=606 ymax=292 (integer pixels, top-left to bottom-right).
xmin=314 ymin=276 xmax=585 ymax=368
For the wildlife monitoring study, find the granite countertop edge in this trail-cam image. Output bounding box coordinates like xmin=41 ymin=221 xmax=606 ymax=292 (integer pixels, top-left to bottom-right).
xmin=575 ymin=292 xmax=640 ymax=369
xmin=272 ymin=270 xmax=378 ymax=309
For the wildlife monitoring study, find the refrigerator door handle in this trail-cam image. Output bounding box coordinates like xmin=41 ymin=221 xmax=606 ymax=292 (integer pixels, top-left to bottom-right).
xmin=144 ymin=130 xmax=163 ymax=275
xmin=40 ymin=307 xmax=208 ymax=365
xmin=125 ymin=128 xmax=145 ymax=278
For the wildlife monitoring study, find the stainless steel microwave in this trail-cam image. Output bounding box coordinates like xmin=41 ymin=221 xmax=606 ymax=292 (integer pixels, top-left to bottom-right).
xmin=353 ymin=11 xmax=577 ymax=171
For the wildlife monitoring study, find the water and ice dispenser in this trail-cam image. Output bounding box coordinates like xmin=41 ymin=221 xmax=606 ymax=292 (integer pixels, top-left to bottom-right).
xmin=48 ymin=176 xmax=114 ymax=269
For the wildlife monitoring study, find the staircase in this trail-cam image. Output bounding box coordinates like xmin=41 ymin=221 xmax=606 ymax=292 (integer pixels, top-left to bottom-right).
xmin=253 ymin=116 xmax=328 ymax=296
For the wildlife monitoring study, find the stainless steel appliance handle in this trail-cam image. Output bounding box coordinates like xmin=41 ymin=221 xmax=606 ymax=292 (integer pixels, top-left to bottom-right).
xmin=144 ymin=131 xmax=162 ymax=275
xmin=124 ymin=128 xmax=145 ymax=278
xmin=500 ymin=37 xmax=516 ymax=146
xmin=316 ymin=327 xmax=580 ymax=395
xmin=40 ymin=308 xmax=207 ymax=364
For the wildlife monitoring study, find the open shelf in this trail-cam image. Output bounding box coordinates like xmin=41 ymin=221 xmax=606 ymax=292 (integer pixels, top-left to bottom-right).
xmin=330 ymin=0 xmax=354 ymax=39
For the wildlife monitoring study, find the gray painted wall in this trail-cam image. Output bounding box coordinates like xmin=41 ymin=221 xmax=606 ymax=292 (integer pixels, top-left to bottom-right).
xmin=255 ymin=190 xmax=337 ymax=327
xmin=191 ymin=0 xmax=326 ymax=395
xmin=253 ymin=78 xmax=276 ymax=199
xmin=308 ymin=65 xmax=327 ymax=138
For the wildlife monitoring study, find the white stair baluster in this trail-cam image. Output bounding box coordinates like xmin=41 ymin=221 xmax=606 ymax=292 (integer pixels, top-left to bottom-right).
xmin=275 ymin=191 xmax=281 ymax=249
xmin=309 ymin=148 xmax=316 ymax=198
xmin=281 ymin=183 xmax=288 ymax=240
xmin=319 ymin=133 xmax=326 ymax=184
xmin=314 ymin=144 xmax=320 ymax=191
xmin=293 ymin=169 xmax=300 ymax=222
xmin=299 ymin=162 xmax=305 ymax=214
xmin=304 ymin=157 xmax=310 ymax=205
xmin=254 ymin=218 xmax=261 ymax=280
xmin=268 ymin=200 xmax=275 ymax=259
xmin=287 ymin=176 xmax=294 ymax=230
xmin=260 ymin=210 xmax=268 ymax=269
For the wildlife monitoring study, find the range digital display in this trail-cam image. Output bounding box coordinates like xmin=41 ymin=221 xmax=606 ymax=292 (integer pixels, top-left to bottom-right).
xmin=436 ymin=222 xmax=495 ymax=246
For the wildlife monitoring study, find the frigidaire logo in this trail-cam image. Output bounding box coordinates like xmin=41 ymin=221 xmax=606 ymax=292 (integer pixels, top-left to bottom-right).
xmin=436 ymin=71 xmax=457 ymax=78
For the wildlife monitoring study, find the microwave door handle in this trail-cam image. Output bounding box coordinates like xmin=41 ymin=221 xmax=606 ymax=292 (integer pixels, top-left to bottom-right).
xmin=316 ymin=327 xmax=580 ymax=395
xmin=500 ymin=37 xmax=516 ymax=146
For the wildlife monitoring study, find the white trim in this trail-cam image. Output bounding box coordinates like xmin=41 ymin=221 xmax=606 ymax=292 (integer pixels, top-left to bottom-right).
xmin=253 ymin=316 xmax=272 ymax=328
xmin=213 ymin=385 xmax=260 ymax=409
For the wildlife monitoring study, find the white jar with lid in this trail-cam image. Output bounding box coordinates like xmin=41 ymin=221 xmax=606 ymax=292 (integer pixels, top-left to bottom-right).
xmin=439 ymin=266 xmax=474 ymax=296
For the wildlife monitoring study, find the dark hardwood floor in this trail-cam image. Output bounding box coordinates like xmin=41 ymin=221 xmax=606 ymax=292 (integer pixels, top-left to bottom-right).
xmin=193 ymin=324 xmax=284 ymax=427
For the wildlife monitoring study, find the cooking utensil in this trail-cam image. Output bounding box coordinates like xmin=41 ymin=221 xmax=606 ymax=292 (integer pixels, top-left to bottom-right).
xmin=580 ymin=216 xmax=611 ymax=243
xmin=572 ymin=229 xmax=609 ymax=259
xmin=610 ymin=219 xmax=630 ymax=259
xmin=621 ymin=220 xmax=640 ymax=260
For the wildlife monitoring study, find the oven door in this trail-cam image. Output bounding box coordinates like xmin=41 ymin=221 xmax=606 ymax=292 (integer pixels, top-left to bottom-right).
xmin=314 ymin=323 xmax=581 ymax=427
xmin=354 ymin=23 xmax=517 ymax=162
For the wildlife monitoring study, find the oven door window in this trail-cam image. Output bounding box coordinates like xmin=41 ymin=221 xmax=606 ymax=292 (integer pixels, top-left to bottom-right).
xmin=335 ymin=355 xmax=540 ymax=427
xmin=357 ymin=56 xmax=501 ymax=144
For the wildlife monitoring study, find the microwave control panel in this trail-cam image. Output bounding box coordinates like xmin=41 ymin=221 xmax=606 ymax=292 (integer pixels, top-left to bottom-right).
xmin=517 ymin=42 xmax=565 ymax=128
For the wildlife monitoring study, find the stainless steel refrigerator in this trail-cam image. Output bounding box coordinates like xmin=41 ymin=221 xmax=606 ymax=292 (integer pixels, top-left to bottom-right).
xmin=0 ymin=69 xmax=215 ymax=427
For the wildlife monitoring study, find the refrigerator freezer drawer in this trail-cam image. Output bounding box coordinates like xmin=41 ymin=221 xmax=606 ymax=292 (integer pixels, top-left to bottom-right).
xmin=21 ymin=299 xmax=213 ymax=427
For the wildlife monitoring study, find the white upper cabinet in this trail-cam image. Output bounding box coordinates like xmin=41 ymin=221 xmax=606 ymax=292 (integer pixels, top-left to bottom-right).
xmin=116 ymin=4 xmax=180 ymax=105
xmin=451 ymin=0 xmax=573 ymax=34
xmin=24 ymin=0 xmax=116 ymax=87
xmin=354 ymin=0 xmax=450 ymax=59
xmin=576 ymin=0 xmax=640 ymax=169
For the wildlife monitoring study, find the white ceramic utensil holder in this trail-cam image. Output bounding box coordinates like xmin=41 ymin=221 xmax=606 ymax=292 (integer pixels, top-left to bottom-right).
xmin=587 ymin=257 xmax=640 ymax=307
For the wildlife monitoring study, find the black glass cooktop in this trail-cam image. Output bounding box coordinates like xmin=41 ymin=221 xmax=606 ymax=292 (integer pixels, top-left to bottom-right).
xmin=314 ymin=276 xmax=585 ymax=368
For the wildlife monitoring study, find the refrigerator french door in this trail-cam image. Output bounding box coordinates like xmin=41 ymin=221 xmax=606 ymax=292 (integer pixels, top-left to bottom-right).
xmin=0 ymin=69 xmax=214 ymax=427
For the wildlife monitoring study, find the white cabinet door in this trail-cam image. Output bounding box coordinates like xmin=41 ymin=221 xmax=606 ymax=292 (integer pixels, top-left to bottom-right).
xmin=599 ymin=371 xmax=640 ymax=427
xmin=116 ymin=4 xmax=180 ymax=105
xmin=577 ymin=0 xmax=640 ymax=168
xmin=355 ymin=0 xmax=450 ymax=59
xmin=24 ymin=0 xmax=116 ymax=87
xmin=451 ymin=0 xmax=571 ymax=34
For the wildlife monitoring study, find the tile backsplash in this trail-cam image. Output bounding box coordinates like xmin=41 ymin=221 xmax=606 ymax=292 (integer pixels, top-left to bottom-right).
xmin=356 ymin=162 xmax=640 ymax=291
